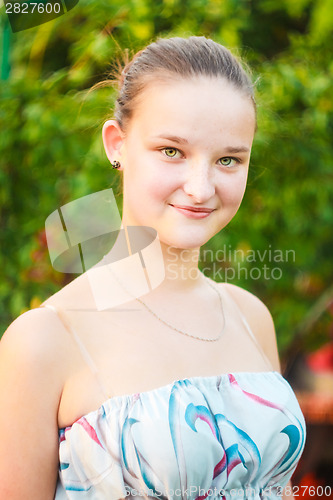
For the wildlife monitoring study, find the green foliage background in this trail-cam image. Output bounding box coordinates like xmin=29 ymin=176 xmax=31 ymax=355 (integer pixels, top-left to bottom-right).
xmin=1 ymin=0 xmax=332 ymax=362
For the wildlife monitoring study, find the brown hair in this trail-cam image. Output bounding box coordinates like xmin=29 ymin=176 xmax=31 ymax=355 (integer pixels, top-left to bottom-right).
xmin=98 ymin=36 xmax=256 ymax=132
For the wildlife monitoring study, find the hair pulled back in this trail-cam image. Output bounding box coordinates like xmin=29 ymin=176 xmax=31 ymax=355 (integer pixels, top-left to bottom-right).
xmin=112 ymin=36 xmax=256 ymax=131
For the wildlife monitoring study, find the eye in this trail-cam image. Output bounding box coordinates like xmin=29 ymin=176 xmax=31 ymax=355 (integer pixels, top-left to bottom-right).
xmin=161 ymin=147 xmax=182 ymax=158
xmin=218 ymin=157 xmax=239 ymax=167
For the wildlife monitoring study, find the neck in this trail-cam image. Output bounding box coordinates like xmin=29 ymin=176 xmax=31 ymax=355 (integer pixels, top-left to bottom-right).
xmin=156 ymin=240 xmax=205 ymax=292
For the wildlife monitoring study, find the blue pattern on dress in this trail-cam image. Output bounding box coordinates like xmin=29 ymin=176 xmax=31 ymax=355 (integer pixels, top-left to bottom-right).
xmin=55 ymin=371 xmax=306 ymax=499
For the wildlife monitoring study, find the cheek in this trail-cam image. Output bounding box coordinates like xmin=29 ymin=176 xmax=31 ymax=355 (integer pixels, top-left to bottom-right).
xmin=217 ymin=173 xmax=248 ymax=207
xmin=141 ymin=165 xmax=178 ymax=202
xmin=149 ymin=177 xmax=176 ymax=202
xmin=127 ymin=167 xmax=175 ymax=207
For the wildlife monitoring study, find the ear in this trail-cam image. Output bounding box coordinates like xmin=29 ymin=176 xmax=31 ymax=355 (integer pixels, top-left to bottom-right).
xmin=102 ymin=120 xmax=124 ymax=167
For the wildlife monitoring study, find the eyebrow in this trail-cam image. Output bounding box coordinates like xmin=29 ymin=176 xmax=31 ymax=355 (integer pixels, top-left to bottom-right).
xmin=152 ymin=135 xmax=250 ymax=154
xmin=223 ymin=146 xmax=251 ymax=154
xmin=153 ymin=135 xmax=189 ymax=144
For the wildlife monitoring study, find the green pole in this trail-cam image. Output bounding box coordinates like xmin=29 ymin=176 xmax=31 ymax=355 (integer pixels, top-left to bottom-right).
xmin=1 ymin=16 xmax=11 ymax=80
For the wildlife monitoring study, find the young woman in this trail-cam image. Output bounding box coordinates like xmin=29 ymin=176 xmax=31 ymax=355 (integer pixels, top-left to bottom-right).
xmin=0 ymin=36 xmax=305 ymax=499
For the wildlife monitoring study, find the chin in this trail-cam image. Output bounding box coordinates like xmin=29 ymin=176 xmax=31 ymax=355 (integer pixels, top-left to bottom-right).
xmin=157 ymin=229 xmax=213 ymax=250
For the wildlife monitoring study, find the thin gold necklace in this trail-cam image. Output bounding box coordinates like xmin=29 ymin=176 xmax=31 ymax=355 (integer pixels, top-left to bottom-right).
xmin=104 ymin=261 xmax=226 ymax=342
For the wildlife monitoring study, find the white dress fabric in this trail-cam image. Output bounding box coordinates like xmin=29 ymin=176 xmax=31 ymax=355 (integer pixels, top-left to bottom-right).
xmin=55 ymin=371 xmax=306 ymax=500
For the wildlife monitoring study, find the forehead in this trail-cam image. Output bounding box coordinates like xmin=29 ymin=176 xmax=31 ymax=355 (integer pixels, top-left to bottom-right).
xmin=126 ymin=76 xmax=256 ymax=145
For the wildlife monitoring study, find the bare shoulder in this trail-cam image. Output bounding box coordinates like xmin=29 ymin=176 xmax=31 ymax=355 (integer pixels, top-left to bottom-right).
xmin=2 ymin=305 xmax=67 ymax=355
xmin=216 ymin=281 xmax=281 ymax=372
xmin=0 ymin=270 xmax=94 ymax=393
xmin=220 ymin=282 xmax=273 ymax=323
xmin=0 ymin=306 xmax=71 ymax=415
xmin=0 ymin=270 xmax=95 ymax=386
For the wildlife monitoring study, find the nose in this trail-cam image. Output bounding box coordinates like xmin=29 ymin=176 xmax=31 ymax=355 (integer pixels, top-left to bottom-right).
xmin=182 ymin=160 xmax=215 ymax=203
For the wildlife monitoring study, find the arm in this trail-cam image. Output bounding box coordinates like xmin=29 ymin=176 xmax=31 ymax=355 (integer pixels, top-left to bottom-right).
xmin=0 ymin=308 xmax=65 ymax=499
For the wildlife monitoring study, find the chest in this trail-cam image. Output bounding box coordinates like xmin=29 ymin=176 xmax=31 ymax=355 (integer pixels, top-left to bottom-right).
xmin=56 ymin=298 xmax=269 ymax=429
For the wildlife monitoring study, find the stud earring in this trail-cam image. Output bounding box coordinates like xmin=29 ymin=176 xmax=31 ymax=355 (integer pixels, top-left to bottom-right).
xmin=111 ymin=160 xmax=121 ymax=169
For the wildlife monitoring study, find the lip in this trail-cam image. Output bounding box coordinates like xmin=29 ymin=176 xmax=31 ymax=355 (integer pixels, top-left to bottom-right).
xmin=169 ymin=204 xmax=215 ymax=219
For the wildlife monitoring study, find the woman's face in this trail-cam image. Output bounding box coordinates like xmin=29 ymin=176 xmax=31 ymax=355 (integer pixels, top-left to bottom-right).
xmin=116 ymin=76 xmax=255 ymax=249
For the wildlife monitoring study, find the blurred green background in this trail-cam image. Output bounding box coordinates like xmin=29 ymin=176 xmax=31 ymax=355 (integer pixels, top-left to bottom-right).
xmin=0 ymin=0 xmax=332 ymax=366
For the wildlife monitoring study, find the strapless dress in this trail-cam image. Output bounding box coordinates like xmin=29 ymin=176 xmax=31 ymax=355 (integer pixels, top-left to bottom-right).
xmin=55 ymin=371 xmax=306 ymax=499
